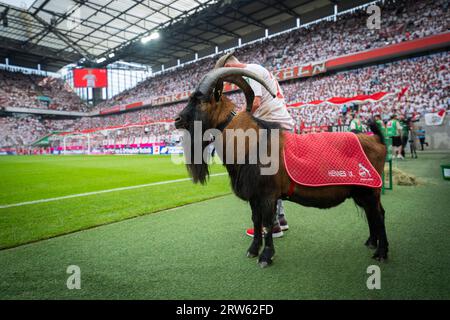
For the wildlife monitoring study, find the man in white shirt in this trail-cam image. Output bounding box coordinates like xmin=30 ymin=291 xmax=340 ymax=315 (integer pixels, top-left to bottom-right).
xmin=82 ymin=69 xmax=97 ymax=88
xmin=217 ymin=53 xmax=294 ymax=238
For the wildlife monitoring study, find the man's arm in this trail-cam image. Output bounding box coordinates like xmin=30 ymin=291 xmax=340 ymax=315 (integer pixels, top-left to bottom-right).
xmin=251 ymin=96 xmax=261 ymax=114
xmin=397 ymin=121 xmax=403 ymax=136
xmin=224 ymin=62 xmax=247 ymax=68
xmin=224 ymin=62 xmax=262 ymax=114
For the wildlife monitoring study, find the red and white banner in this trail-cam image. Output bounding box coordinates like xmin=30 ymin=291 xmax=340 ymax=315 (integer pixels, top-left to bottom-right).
xmin=287 ymin=91 xmax=395 ymax=108
xmin=397 ymin=86 xmax=409 ymax=101
xmin=424 ymin=109 xmax=446 ymax=126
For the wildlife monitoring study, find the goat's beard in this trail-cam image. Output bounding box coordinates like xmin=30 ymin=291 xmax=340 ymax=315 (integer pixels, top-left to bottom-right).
xmin=183 ymin=124 xmax=210 ymax=185
xmin=186 ymin=154 xmax=209 ymax=184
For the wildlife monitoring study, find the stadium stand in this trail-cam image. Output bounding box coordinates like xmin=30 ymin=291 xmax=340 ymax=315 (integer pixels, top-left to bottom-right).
xmin=95 ymin=0 xmax=449 ymax=109
xmin=0 ymin=116 xmax=48 ymax=147
xmin=1 ymin=51 xmax=448 ymax=148
xmin=283 ymin=52 xmax=449 ymax=131
xmin=0 ymin=69 xmax=88 ymax=112
xmin=0 ymin=0 xmax=448 ymax=150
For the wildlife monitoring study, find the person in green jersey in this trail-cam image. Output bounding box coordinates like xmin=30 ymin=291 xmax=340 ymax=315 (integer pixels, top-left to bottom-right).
xmin=348 ymin=113 xmax=363 ymax=133
xmin=374 ymin=114 xmax=386 ymax=137
xmin=386 ymin=114 xmax=403 ymax=159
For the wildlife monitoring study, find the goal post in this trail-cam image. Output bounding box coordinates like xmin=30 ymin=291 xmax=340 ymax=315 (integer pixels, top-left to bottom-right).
xmin=49 ymin=121 xmax=179 ymax=155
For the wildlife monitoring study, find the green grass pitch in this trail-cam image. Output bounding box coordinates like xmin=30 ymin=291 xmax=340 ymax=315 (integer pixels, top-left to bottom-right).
xmin=0 ymin=155 xmax=229 ymax=249
xmin=0 ymin=152 xmax=449 ymax=299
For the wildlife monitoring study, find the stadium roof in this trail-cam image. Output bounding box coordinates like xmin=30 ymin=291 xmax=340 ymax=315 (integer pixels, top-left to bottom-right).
xmin=0 ymin=0 xmax=372 ymax=71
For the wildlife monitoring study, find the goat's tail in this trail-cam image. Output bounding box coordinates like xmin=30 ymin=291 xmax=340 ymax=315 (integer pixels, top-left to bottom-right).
xmin=367 ymin=118 xmax=385 ymax=145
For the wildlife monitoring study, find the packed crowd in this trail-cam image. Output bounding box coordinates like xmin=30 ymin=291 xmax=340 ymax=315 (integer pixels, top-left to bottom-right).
xmin=0 ymin=0 xmax=447 ymax=117
xmin=0 ymin=107 xmax=182 ymax=147
xmin=1 ymin=51 xmax=447 ymax=148
xmin=96 ymin=0 xmax=449 ymax=109
xmin=1 ymin=0 xmax=449 ymax=148
xmin=0 ymin=70 xmax=88 ymax=112
xmin=1 ymin=0 xmax=446 ymax=116
xmin=282 ymin=52 xmax=449 ymax=131
xmin=53 ymin=103 xmax=184 ymax=132
xmin=0 ymin=116 xmax=48 ymax=147
xmin=0 ymin=104 xmax=183 ymax=146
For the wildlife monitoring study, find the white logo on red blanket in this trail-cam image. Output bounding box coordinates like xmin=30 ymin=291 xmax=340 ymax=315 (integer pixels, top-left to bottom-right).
xmin=358 ymin=163 xmax=374 ymax=181
xmin=358 ymin=163 xmax=371 ymax=178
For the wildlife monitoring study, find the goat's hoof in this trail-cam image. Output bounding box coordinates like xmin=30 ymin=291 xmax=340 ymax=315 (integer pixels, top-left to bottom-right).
xmin=247 ymin=242 xmax=261 ymax=258
xmin=373 ymin=256 xmax=387 ymax=263
xmin=372 ymin=250 xmax=388 ymax=262
xmin=365 ymin=238 xmax=378 ymax=249
xmin=257 ymin=256 xmax=273 ymax=268
xmin=246 ymin=246 xmax=260 ymax=258
xmin=258 ymin=260 xmax=272 ymax=268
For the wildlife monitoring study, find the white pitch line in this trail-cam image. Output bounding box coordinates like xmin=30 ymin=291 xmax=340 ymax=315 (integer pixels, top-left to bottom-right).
xmin=0 ymin=173 xmax=227 ymax=209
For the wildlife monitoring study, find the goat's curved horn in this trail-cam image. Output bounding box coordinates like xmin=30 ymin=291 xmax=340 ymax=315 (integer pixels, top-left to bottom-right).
xmin=214 ymin=51 xmax=235 ymax=69
xmin=197 ymin=67 xmax=276 ymax=100
xmin=218 ymin=75 xmax=255 ymax=111
xmin=213 ymin=54 xmax=255 ymax=111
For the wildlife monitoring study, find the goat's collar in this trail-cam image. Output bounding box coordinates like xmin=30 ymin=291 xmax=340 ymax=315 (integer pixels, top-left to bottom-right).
xmin=216 ymin=110 xmax=236 ymax=132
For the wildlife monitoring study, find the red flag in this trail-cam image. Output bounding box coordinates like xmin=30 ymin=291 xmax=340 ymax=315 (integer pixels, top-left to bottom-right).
xmin=398 ymin=87 xmax=409 ymax=101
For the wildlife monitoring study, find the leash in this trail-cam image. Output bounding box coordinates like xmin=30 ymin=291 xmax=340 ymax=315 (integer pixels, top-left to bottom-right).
xmin=216 ymin=110 xmax=236 ymax=132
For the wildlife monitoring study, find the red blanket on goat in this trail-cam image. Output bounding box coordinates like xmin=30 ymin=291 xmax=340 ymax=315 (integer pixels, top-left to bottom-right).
xmin=283 ymin=132 xmax=382 ymax=188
